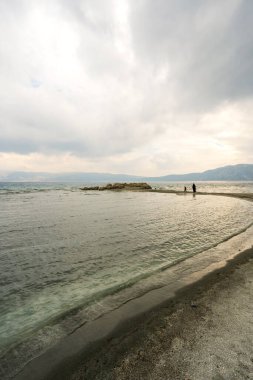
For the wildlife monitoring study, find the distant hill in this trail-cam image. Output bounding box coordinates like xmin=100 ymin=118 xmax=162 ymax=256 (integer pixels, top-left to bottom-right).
xmin=0 ymin=171 xmax=143 ymax=182
xmin=0 ymin=164 xmax=253 ymax=182
xmin=147 ymin=164 xmax=253 ymax=181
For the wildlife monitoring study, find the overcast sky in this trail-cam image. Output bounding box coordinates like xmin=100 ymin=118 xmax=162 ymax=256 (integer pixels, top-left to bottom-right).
xmin=0 ymin=0 xmax=253 ymax=175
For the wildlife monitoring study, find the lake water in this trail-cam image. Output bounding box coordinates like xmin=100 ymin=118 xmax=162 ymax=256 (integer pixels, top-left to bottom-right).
xmin=0 ymin=181 xmax=253 ymax=378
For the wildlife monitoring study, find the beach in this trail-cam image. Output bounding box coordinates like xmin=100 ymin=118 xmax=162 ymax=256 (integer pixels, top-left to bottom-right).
xmin=14 ymin=220 xmax=253 ymax=379
xmin=70 ymin=247 xmax=253 ymax=380
xmin=2 ymin=187 xmax=252 ymax=380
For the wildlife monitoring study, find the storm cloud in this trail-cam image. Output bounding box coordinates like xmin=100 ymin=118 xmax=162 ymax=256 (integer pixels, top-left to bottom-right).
xmin=0 ymin=0 xmax=252 ymax=174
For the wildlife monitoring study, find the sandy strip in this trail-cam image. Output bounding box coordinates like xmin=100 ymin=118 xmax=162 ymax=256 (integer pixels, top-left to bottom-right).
xmin=146 ymin=188 xmax=253 ymax=202
xmin=70 ymin=248 xmax=253 ymax=380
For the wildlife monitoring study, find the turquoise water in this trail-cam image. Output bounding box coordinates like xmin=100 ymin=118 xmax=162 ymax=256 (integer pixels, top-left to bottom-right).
xmin=0 ymin=182 xmax=253 ymax=378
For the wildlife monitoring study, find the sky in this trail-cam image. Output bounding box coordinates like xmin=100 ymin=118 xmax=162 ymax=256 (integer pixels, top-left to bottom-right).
xmin=0 ymin=0 xmax=253 ymax=176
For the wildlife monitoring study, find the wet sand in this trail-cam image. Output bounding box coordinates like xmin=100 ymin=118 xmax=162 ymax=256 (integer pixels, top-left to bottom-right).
xmin=69 ymin=247 xmax=253 ymax=380
xmin=14 ymin=192 xmax=253 ymax=380
xmin=147 ymin=188 xmax=253 ymax=202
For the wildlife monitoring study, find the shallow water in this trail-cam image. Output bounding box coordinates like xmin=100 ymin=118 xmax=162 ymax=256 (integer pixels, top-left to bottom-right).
xmin=0 ymin=183 xmax=253 ymax=378
xmin=152 ymin=181 xmax=253 ymax=193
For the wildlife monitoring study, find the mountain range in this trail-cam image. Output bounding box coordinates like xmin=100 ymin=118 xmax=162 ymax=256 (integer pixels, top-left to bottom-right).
xmin=0 ymin=164 xmax=253 ymax=182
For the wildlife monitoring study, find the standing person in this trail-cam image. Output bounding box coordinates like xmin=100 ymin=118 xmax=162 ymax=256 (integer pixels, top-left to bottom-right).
xmin=192 ymin=183 xmax=196 ymax=193
xmin=184 ymin=186 xmax=187 ymax=192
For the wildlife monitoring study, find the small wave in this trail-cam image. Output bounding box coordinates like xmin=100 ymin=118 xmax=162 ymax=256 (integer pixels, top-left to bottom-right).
xmin=83 ymin=193 xmax=100 ymax=196
xmin=63 ymin=221 xmax=253 ymax=325
xmin=0 ymin=186 xmax=80 ymax=195
xmin=0 ymin=189 xmax=52 ymax=195
xmin=0 ymin=229 xmax=24 ymax=235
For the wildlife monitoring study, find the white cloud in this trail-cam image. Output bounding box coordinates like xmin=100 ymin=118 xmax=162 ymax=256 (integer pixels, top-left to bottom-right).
xmin=0 ymin=0 xmax=253 ymax=175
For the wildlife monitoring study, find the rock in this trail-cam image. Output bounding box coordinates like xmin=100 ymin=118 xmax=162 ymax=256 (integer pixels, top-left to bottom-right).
xmin=80 ymin=186 xmax=99 ymax=190
xmin=80 ymin=183 xmax=152 ymax=191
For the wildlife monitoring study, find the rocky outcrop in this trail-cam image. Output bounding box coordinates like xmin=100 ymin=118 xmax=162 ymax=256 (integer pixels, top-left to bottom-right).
xmin=80 ymin=182 xmax=152 ymax=191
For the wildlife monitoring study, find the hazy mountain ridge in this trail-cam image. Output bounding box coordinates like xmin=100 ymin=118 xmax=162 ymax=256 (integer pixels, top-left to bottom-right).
xmin=1 ymin=164 xmax=253 ymax=182
xmin=148 ymin=164 xmax=253 ymax=181
xmin=0 ymin=171 xmax=143 ymax=182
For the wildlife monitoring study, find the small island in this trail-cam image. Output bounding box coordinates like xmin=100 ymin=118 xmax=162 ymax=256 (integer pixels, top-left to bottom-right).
xmin=80 ymin=182 xmax=152 ymax=191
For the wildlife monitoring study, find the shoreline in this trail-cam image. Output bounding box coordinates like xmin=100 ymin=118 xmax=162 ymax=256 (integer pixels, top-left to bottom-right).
xmin=14 ymin=228 xmax=253 ymax=380
xmin=71 ymin=247 xmax=253 ymax=380
xmin=145 ymin=188 xmax=253 ymax=202
xmin=12 ymin=191 xmax=253 ymax=380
